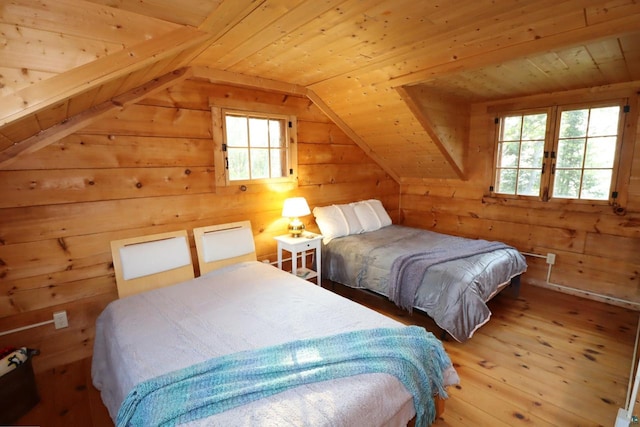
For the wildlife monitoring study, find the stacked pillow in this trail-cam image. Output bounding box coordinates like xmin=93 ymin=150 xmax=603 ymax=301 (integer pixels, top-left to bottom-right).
xmin=312 ymin=199 xmax=392 ymax=243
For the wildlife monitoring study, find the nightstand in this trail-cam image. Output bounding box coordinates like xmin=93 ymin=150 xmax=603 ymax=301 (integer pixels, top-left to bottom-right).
xmin=274 ymin=232 xmax=323 ymax=284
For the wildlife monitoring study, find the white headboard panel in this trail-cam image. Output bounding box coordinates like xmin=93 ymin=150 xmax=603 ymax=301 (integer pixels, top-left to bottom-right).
xmin=110 ymin=230 xmax=195 ymax=298
xmin=119 ymin=236 xmax=191 ymax=280
xmin=193 ymin=221 xmax=257 ymax=276
xmin=202 ymin=227 xmax=255 ymax=263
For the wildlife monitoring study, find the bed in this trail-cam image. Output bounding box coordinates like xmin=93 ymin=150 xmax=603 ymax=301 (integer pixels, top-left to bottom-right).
xmin=93 ymin=221 xmax=459 ymax=426
xmin=313 ymin=200 xmax=528 ymax=342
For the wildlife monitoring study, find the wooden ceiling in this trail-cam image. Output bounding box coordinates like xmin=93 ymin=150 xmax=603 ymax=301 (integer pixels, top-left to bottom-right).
xmin=1 ymin=0 xmax=639 ymax=181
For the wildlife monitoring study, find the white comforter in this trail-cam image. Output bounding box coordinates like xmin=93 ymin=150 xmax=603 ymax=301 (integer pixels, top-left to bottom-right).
xmin=92 ymin=261 xmax=457 ymax=426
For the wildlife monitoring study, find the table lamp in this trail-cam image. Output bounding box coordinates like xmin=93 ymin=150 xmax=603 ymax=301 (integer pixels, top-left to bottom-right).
xmin=282 ymin=197 xmax=311 ymax=237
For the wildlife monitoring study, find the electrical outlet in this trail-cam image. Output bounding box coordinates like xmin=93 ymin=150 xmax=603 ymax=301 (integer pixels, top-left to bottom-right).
xmin=546 ymin=253 xmax=556 ymax=265
xmin=53 ymin=311 xmax=68 ymax=329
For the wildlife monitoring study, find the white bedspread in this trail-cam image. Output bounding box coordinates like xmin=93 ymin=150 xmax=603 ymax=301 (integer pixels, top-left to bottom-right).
xmin=92 ymin=261 xmax=456 ymax=426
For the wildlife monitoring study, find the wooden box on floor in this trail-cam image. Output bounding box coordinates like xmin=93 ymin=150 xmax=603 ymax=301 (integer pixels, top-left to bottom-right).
xmin=0 ymin=349 xmax=40 ymax=424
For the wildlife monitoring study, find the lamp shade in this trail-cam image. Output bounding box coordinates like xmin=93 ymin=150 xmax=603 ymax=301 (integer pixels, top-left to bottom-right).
xmin=282 ymin=197 xmax=311 ymax=218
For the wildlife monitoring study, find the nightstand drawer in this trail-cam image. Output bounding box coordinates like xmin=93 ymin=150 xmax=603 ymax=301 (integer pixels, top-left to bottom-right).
xmin=298 ymin=241 xmax=316 ymax=250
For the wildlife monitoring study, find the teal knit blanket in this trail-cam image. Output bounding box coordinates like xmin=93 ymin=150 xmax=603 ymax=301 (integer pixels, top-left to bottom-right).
xmin=116 ymin=326 xmax=452 ymax=427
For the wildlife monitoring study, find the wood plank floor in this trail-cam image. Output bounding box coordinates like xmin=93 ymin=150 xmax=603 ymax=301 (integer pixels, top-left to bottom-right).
xmin=13 ymin=283 xmax=639 ymax=426
xmin=326 ymin=282 xmax=639 ymax=426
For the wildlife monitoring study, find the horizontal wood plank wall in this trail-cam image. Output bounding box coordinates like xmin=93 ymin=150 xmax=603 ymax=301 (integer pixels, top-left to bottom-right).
xmin=0 ymin=79 xmax=399 ymax=371
xmin=400 ymin=86 xmax=640 ymax=308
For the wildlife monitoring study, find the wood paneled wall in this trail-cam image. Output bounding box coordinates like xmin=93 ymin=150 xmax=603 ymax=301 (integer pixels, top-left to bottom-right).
xmin=0 ymin=80 xmax=399 ymax=371
xmin=400 ymin=84 xmax=640 ymax=308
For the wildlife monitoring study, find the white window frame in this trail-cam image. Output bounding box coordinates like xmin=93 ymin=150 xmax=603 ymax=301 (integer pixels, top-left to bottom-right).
xmin=491 ymin=99 xmax=629 ymax=205
xmin=212 ymin=107 xmax=298 ymax=188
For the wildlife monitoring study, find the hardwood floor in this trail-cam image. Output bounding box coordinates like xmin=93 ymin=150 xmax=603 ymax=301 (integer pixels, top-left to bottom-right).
xmin=13 ymin=357 xmax=112 ymax=427
xmin=326 ymin=282 xmax=639 ymax=426
xmin=13 ymin=283 xmax=638 ymax=426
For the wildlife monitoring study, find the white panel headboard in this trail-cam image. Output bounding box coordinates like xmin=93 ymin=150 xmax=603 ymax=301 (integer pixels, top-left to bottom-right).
xmin=110 ymin=230 xmax=195 ymax=298
xmin=193 ymin=221 xmax=257 ymax=276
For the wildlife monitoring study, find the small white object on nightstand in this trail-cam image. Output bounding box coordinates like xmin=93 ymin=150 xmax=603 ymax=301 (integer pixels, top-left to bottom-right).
xmin=275 ymin=232 xmax=323 ymax=285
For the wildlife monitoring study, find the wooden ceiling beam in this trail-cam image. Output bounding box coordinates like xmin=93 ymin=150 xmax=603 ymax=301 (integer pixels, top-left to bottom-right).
xmin=0 ymin=26 xmax=211 ymax=128
xmin=191 ymin=67 xmax=308 ymax=96
xmin=0 ymin=68 xmax=192 ymax=169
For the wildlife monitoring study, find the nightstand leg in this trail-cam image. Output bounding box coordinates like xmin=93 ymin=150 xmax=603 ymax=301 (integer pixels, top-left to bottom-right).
xmin=316 ymin=248 xmax=321 ymax=285
xmin=291 ymin=249 xmax=297 ymax=277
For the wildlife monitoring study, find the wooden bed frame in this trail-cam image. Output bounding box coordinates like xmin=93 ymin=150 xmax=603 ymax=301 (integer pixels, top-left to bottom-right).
xmin=108 ymin=221 xmax=448 ymax=424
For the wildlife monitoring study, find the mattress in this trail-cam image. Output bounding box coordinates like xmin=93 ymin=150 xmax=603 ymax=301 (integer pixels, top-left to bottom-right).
xmin=92 ymin=261 xmax=458 ymax=426
xmin=322 ymin=225 xmax=528 ymax=341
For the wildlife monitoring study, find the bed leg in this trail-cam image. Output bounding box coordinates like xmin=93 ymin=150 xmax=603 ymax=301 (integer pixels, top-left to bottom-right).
xmin=435 ymin=395 xmax=445 ymax=417
xmin=508 ymin=275 xmax=521 ymax=298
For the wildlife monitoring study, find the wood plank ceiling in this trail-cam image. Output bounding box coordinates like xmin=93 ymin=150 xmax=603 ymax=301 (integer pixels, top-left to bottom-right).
xmin=1 ymin=0 xmax=639 ymax=181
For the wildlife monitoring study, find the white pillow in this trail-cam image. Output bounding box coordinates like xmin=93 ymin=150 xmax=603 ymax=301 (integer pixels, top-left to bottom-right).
xmin=353 ymin=201 xmax=382 ymax=232
xmin=366 ymin=199 xmax=392 ymax=227
xmin=312 ymin=205 xmax=349 ymax=243
xmin=338 ymin=203 xmax=364 ymax=234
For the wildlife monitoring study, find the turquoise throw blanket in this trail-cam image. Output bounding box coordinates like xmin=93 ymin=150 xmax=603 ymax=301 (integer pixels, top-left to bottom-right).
xmin=116 ymin=326 xmax=452 ymax=427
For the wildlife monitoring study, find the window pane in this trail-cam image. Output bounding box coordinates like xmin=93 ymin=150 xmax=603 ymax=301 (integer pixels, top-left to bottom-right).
xmin=498 ymin=142 xmax=520 ymax=168
xmin=581 ymin=169 xmax=612 ymax=200
xmin=250 ymin=148 xmax=269 ymax=179
xmin=270 ymin=149 xmax=285 ymax=178
xmin=556 ymin=138 xmax=585 ymax=168
xmin=269 ymin=120 xmax=283 ymax=148
xmin=225 ymin=116 xmax=248 ymax=147
xmin=498 ymin=141 xmax=520 ymax=167
xmin=249 ymin=118 xmax=269 ymax=148
xmin=588 ymin=106 xmax=620 ymax=136
xmin=496 ymin=169 xmax=517 ymax=194
xmin=553 ymin=169 xmax=581 ymax=198
xmin=517 ymin=169 xmax=541 ymax=196
xmin=501 ymin=116 xmax=522 ymax=141
xmin=522 ymin=114 xmax=547 ymax=140
xmin=228 ymin=148 xmax=249 ymax=180
xmin=519 ymin=140 xmax=544 ymax=168
xmin=559 ymin=109 xmax=588 ymax=138
xmin=585 ymin=136 xmax=616 ymax=168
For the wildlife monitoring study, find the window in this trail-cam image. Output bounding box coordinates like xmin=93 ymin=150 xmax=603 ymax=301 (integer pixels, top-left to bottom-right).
xmin=214 ymin=108 xmax=297 ymax=186
xmin=493 ymin=101 xmax=627 ymax=203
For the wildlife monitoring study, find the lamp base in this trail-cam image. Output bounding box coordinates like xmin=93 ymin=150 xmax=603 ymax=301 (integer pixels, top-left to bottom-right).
xmin=288 ymin=219 xmax=305 ymax=237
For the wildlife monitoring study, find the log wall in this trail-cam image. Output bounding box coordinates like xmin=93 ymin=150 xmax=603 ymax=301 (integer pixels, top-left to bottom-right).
xmin=400 ymin=85 xmax=640 ymax=307
xmin=0 ymin=79 xmax=399 ymax=371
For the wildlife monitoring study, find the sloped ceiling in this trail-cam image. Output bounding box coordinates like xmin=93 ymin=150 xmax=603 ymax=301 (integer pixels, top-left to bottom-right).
xmin=1 ymin=0 xmax=640 ymax=181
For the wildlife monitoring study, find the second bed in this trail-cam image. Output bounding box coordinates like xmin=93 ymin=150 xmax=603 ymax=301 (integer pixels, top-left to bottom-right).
xmin=314 ymin=201 xmax=527 ymax=342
